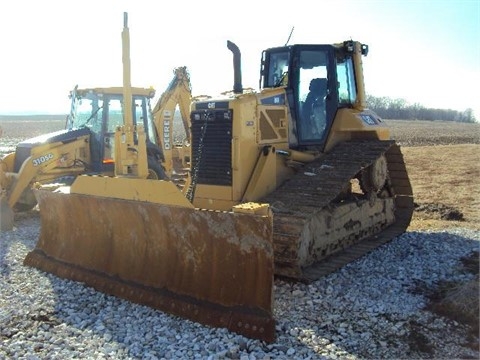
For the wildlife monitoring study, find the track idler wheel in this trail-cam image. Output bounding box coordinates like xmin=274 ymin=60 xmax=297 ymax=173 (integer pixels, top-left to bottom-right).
xmin=360 ymin=155 xmax=388 ymax=194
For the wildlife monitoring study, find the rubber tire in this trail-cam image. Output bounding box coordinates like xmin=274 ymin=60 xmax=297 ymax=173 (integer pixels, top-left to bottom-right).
xmin=147 ymin=156 xmax=168 ymax=180
xmin=13 ymin=188 xmax=37 ymax=212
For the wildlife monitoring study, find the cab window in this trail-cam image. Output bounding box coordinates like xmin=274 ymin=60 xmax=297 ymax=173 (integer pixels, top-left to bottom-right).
xmin=336 ymin=57 xmax=356 ymax=105
xmin=265 ymin=51 xmax=290 ymax=87
xmin=297 ymin=50 xmax=329 ymax=142
xmin=106 ymin=98 xmax=124 ymax=132
xmin=73 ymin=96 xmax=104 ymax=131
xmin=134 ymin=97 xmax=157 ymax=145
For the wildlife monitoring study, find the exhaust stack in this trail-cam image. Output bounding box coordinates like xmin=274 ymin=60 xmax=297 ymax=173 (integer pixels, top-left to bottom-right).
xmin=227 ymin=40 xmax=243 ymax=94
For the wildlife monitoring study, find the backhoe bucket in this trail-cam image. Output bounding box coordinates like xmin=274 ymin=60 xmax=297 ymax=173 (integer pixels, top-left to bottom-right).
xmin=24 ymin=188 xmax=275 ymax=342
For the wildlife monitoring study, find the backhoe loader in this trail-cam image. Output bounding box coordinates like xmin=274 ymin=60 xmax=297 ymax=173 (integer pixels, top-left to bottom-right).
xmin=24 ymin=13 xmax=413 ymax=343
xmin=0 ymin=66 xmax=192 ymax=230
xmin=152 ymin=66 xmax=192 ymax=183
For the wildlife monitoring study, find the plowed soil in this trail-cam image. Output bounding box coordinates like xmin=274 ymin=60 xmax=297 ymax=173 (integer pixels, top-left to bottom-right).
xmin=384 ymin=120 xmax=480 ymax=231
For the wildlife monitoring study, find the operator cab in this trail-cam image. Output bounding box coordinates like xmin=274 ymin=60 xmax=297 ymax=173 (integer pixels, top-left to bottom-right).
xmin=67 ymin=87 xmax=161 ymax=172
xmin=260 ymin=41 xmax=367 ymax=150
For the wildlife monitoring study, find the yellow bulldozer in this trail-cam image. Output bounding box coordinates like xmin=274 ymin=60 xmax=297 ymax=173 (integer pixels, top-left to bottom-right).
xmin=0 ymin=65 xmax=192 ymax=230
xmin=24 ymin=13 xmax=413 ymax=343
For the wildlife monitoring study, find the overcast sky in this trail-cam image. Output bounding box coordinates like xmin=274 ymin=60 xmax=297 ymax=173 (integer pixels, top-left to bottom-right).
xmin=0 ymin=0 xmax=478 ymax=118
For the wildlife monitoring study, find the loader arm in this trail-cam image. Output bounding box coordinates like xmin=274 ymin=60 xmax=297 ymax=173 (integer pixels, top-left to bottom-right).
xmin=6 ymin=133 xmax=91 ymax=209
xmin=151 ymin=66 xmax=192 ymax=176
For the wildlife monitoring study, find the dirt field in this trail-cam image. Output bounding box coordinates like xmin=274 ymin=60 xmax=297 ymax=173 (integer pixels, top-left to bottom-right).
xmin=0 ymin=118 xmax=479 ymax=231
xmin=383 ymin=120 xmax=480 ymax=231
xmin=385 ymin=119 xmax=480 ymax=147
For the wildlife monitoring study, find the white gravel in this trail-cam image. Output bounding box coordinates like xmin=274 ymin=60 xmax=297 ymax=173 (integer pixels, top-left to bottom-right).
xmin=1 ymin=211 xmax=479 ymax=359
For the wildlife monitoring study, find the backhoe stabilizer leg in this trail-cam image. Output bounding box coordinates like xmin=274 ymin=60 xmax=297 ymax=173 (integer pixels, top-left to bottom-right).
xmin=0 ymin=196 xmax=14 ymax=231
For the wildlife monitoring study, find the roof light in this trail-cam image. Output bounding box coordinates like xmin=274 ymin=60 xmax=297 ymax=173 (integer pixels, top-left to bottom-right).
xmin=361 ymin=44 xmax=369 ymax=56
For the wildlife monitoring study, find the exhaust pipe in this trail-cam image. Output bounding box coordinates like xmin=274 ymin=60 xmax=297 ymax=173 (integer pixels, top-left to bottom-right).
xmin=227 ymin=40 xmax=243 ymax=94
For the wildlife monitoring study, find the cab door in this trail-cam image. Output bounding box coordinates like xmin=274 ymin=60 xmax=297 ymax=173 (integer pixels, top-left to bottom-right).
xmin=261 ymin=45 xmax=339 ymax=150
xmin=291 ymin=46 xmax=338 ymax=148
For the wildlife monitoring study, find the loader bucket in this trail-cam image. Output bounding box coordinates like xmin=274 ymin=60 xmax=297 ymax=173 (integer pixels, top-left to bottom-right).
xmin=24 ymin=188 xmax=275 ymax=342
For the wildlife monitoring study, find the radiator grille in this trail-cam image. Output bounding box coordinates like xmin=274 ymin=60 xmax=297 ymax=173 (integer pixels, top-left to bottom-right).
xmin=190 ymin=110 xmax=232 ymax=186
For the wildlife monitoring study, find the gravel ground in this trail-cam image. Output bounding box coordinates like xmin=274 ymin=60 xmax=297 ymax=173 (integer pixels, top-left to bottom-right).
xmin=1 ymin=211 xmax=479 ymax=359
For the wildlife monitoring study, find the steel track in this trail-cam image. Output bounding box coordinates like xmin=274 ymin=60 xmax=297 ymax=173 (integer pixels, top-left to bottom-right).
xmin=262 ymin=140 xmax=414 ymax=282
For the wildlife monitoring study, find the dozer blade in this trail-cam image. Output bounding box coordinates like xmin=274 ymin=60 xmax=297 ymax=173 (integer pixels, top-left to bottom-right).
xmin=24 ymin=187 xmax=275 ymax=342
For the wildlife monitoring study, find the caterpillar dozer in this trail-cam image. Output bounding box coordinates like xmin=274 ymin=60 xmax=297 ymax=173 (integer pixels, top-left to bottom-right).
xmin=24 ymin=13 xmax=413 ymax=343
xmin=0 ymin=65 xmax=192 ymax=230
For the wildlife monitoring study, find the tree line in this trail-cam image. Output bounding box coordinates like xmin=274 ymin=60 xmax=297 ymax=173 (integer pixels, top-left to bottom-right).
xmin=366 ymin=95 xmax=476 ymax=123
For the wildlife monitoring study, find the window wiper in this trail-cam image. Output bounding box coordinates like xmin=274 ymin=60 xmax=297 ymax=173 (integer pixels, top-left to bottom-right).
xmin=80 ymin=105 xmax=104 ymax=128
xmin=275 ymin=72 xmax=288 ymax=87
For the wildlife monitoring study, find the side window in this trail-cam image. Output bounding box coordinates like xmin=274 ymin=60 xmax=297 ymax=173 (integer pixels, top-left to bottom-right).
xmin=135 ymin=97 xmax=157 ymax=145
xmin=337 ymin=57 xmax=356 ymax=105
xmin=267 ymin=52 xmax=290 ymax=87
xmin=106 ymin=99 xmax=124 ymax=132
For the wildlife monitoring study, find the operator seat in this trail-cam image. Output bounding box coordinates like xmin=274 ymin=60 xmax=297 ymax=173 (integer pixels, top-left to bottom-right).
xmin=302 ymin=78 xmax=328 ymax=138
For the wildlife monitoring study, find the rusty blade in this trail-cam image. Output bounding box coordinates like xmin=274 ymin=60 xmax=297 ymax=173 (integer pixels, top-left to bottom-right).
xmin=24 ymin=189 xmax=275 ymax=342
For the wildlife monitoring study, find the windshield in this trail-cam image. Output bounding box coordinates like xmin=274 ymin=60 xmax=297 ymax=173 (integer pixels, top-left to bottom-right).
xmin=71 ymin=92 xmax=104 ymax=131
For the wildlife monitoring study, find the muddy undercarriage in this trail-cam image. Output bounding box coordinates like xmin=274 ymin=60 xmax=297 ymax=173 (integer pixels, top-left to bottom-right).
xmin=264 ymin=140 xmax=414 ymax=281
